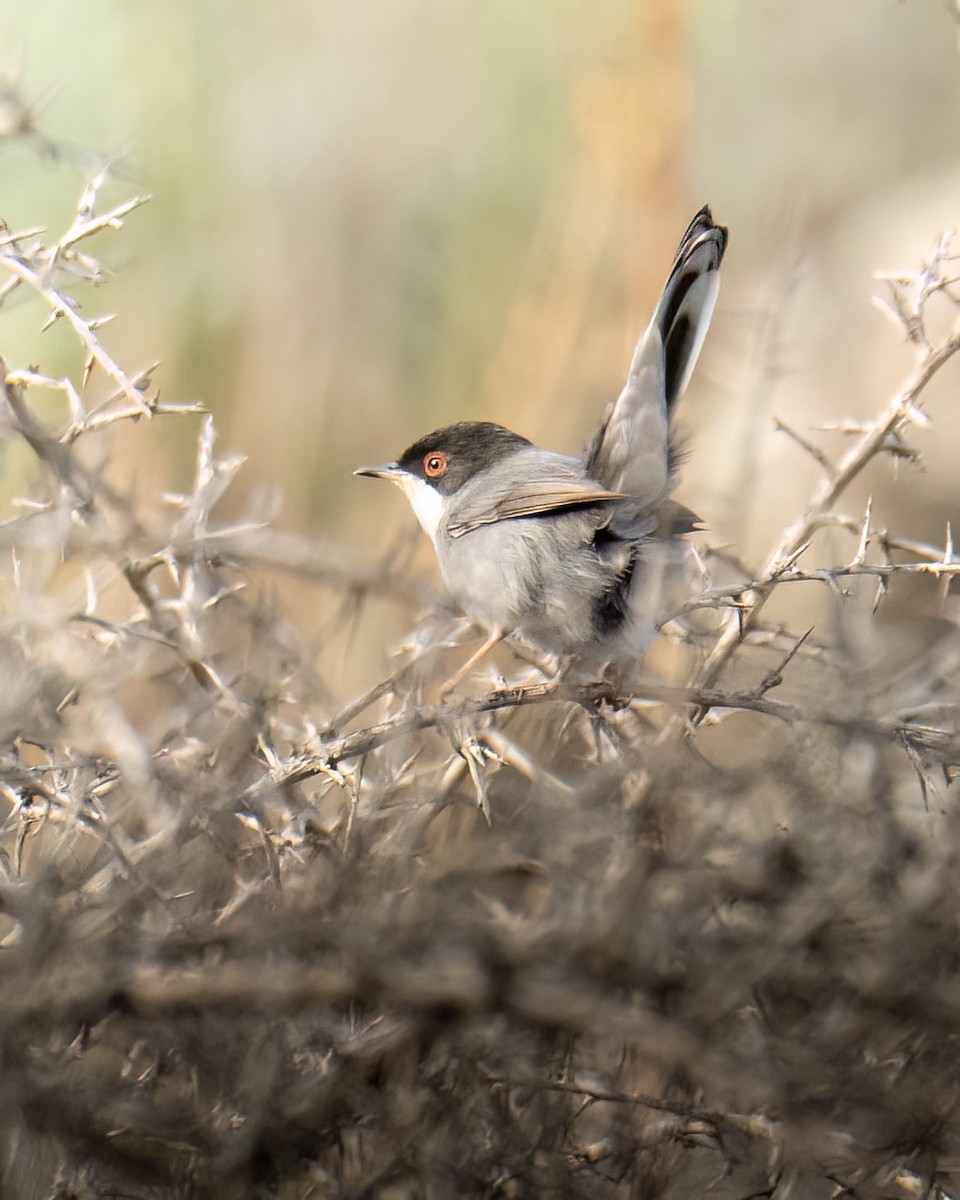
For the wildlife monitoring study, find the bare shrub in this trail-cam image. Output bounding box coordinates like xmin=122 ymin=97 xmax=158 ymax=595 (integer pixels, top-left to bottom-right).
xmin=0 ymin=91 xmax=958 ymax=1200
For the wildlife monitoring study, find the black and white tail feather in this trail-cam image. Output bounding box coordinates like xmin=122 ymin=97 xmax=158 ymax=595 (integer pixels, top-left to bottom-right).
xmin=585 ymin=207 xmax=727 ymax=540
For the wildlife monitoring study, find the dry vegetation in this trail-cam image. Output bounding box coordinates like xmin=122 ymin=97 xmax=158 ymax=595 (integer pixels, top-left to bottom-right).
xmin=1 ymin=97 xmax=960 ymax=1200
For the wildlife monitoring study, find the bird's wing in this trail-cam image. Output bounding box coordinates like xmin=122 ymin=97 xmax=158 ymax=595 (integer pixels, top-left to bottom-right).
xmin=585 ymin=207 xmax=727 ymax=527
xmin=446 ymin=477 xmax=625 ymax=539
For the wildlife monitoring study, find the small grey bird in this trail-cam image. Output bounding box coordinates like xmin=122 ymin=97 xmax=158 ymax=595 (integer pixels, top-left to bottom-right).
xmin=356 ymin=207 xmax=727 ymax=677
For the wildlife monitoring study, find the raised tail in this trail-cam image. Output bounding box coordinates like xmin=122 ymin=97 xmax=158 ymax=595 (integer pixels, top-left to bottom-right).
xmin=585 ymin=207 xmax=727 ymax=527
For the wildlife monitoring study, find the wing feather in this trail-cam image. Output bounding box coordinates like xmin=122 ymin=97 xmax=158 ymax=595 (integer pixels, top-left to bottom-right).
xmin=447 ymin=478 xmax=625 ymax=539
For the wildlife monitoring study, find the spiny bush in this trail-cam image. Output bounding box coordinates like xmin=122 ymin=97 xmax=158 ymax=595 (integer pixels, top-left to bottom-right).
xmin=0 ymin=91 xmax=959 ymax=1200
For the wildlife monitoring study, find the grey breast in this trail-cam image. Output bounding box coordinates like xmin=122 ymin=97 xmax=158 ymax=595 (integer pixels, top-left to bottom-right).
xmin=437 ymin=448 xmax=627 ymax=651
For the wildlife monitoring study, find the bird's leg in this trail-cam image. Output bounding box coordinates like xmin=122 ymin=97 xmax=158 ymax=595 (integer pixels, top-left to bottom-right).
xmin=439 ymin=627 xmax=505 ymax=698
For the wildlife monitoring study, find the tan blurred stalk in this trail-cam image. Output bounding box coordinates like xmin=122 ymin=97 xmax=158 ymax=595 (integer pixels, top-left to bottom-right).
xmin=482 ymin=2 xmax=693 ymax=448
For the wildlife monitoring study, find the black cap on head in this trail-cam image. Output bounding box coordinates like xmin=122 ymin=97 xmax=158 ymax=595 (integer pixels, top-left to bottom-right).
xmin=398 ymin=421 xmax=531 ymax=494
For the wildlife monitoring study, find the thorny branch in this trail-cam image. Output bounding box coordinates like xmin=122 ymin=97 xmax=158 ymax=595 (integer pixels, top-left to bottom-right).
xmin=0 ymin=170 xmax=202 ymax=437
xmin=695 ymin=232 xmax=960 ymax=699
xmin=245 ymin=677 xmax=958 ymax=799
xmin=0 ymin=114 xmax=959 ymax=1199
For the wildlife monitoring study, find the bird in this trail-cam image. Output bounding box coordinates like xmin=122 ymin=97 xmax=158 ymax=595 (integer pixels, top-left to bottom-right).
xmin=355 ymin=207 xmax=727 ymax=684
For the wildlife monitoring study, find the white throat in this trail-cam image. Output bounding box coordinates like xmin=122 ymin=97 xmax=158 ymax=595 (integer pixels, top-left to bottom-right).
xmin=398 ymin=474 xmax=445 ymax=546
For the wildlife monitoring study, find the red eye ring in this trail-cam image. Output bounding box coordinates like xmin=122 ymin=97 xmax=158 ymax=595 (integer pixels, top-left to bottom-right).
xmin=424 ymin=451 xmax=448 ymax=478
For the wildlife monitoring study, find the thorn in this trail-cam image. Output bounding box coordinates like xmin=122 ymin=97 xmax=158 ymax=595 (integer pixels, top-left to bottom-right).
xmin=751 ymin=627 xmax=814 ymax=700
xmin=903 ymin=400 xmax=931 ymax=428
xmin=257 ymin=734 xmax=281 ymax=771
xmin=773 ymin=416 xmax=838 ymax=478
xmin=871 ymin=294 xmax=908 ymax=331
xmin=940 ymin=521 xmax=955 ymax=612
xmin=853 ymin=496 xmax=873 ymax=566
xmin=774 ymin=539 xmax=813 ymax=576
xmin=460 ymin=739 xmax=492 ymax=824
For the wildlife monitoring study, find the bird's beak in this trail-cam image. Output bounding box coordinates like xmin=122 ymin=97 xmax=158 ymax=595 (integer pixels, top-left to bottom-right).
xmin=354 ymin=463 xmax=403 ymax=482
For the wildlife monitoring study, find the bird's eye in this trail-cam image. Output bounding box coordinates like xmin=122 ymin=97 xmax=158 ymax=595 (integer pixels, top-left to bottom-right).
xmin=424 ymin=452 xmax=448 ymax=478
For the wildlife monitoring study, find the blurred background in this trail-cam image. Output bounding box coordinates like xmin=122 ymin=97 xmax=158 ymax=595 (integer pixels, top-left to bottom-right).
xmin=1 ymin=0 xmax=958 ymax=688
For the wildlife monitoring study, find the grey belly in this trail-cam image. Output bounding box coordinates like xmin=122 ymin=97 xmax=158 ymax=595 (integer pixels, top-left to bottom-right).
xmin=437 ymin=512 xmax=611 ymax=653
xmin=436 ymin=512 xmax=693 ymax=668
